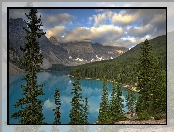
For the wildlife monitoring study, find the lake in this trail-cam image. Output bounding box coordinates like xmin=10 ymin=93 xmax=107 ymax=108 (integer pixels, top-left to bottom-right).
xmin=9 ymin=71 xmax=139 ymax=124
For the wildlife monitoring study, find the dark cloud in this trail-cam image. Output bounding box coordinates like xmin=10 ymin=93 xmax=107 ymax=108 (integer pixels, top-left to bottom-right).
xmin=9 ymin=9 xmax=74 ymax=32
xmin=42 ymin=13 xmax=74 ymax=28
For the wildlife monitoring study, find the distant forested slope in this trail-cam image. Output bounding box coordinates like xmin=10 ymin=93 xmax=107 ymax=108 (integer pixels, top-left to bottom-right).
xmin=69 ymin=34 xmax=166 ymax=86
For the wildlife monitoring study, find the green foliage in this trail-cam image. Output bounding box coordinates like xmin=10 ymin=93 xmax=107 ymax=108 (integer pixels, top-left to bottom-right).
xmin=11 ymin=9 xmax=47 ymax=124
xmin=109 ymin=79 xmax=118 ymax=123
xmin=149 ymin=63 xmax=166 ymax=116
xmin=53 ymin=88 xmax=61 ymax=124
xmin=125 ymin=87 xmax=136 ymax=117
xmin=69 ymin=35 xmax=166 ymax=87
xmin=114 ymin=79 xmax=125 ymax=121
xmin=135 ymin=39 xmax=154 ymax=118
xmin=98 ymin=76 xmax=110 ymax=124
xmin=109 ymin=79 xmax=125 ymax=123
xmin=137 ymin=110 xmax=151 ymax=120
xmin=69 ymin=69 xmax=88 ymax=124
xmin=49 ymin=64 xmax=73 ymax=71
xmin=83 ymin=96 xmax=89 ymax=124
xmin=136 ymin=39 xmax=166 ymax=120
xmin=153 ymin=113 xmax=166 ymax=120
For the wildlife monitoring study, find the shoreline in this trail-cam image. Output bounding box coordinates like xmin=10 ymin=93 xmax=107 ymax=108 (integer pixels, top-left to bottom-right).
xmin=67 ymin=74 xmax=140 ymax=93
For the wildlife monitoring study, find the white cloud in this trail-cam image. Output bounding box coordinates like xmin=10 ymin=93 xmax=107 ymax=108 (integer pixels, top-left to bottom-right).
xmin=89 ymin=9 xmax=139 ymax=27
xmin=46 ymin=26 xmax=66 ymax=39
xmin=61 ymin=25 xmax=123 ymax=45
xmin=111 ymin=10 xmax=139 ymax=26
xmin=88 ymin=99 xmax=100 ymax=113
xmin=7 ymin=4 xmax=168 ymax=48
xmin=61 ymin=96 xmax=72 ymax=106
xmin=43 ymin=98 xmax=55 ymax=110
xmin=81 ymin=86 xmax=102 ymax=97
xmin=127 ymin=24 xmax=154 ymax=38
xmin=92 ymin=13 xmax=107 ymax=27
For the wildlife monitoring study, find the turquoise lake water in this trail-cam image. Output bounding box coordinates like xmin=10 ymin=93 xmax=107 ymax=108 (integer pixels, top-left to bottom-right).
xmin=9 ymin=71 xmax=139 ymax=124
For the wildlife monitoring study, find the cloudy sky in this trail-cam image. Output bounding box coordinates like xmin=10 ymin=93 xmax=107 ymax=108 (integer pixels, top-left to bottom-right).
xmin=9 ymin=8 xmax=166 ymax=49
xmin=2 ymin=2 xmax=174 ymax=132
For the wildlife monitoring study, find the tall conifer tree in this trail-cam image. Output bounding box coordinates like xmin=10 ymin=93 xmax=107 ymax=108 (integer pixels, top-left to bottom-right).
xmin=136 ymin=39 xmax=153 ymax=115
xmin=109 ymin=79 xmax=125 ymax=123
xmin=114 ymin=78 xmax=125 ymax=121
xmin=98 ymin=76 xmax=110 ymax=124
xmin=109 ymin=79 xmax=117 ymax=123
xmin=83 ymin=96 xmax=89 ymax=124
xmin=135 ymin=39 xmax=166 ymax=119
xmin=125 ymin=87 xmax=136 ymax=118
xmin=149 ymin=58 xmax=166 ymax=117
xmin=53 ymin=88 xmax=61 ymax=124
xmin=11 ymin=9 xmax=46 ymax=124
xmin=69 ymin=69 xmax=85 ymax=124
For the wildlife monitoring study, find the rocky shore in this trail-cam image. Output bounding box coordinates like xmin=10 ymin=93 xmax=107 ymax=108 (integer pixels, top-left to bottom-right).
xmin=94 ymin=111 xmax=166 ymax=124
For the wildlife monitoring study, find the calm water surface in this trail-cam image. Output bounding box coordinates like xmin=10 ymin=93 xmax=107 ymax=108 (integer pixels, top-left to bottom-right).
xmin=9 ymin=71 xmax=139 ymax=124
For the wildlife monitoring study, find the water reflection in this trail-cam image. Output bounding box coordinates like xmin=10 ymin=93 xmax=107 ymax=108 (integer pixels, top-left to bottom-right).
xmin=9 ymin=71 xmax=139 ymax=124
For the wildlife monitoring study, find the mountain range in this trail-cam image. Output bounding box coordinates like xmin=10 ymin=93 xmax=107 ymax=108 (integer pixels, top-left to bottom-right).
xmin=9 ymin=18 xmax=128 ymax=74
xmin=69 ymin=33 xmax=166 ymax=85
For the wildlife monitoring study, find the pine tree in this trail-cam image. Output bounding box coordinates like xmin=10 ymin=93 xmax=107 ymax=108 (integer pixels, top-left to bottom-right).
xmin=125 ymin=87 xmax=136 ymax=119
xmin=53 ymin=88 xmax=61 ymax=124
xmin=135 ymin=39 xmax=165 ymax=120
xmin=149 ymin=58 xmax=166 ymax=117
xmin=136 ymin=39 xmax=153 ymax=119
xmin=109 ymin=78 xmax=125 ymax=123
xmin=115 ymin=78 xmax=125 ymax=121
xmin=69 ymin=69 xmax=85 ymax=124
xmin=109 ymin=79 xmax=117 ymax=123
xmin=98 ymin=75 xmax=110 ymax=124
xmin=11 ymin=9 xmax=46 ymax=124
xmin=83 ymin=96 xmax=89 ymax=124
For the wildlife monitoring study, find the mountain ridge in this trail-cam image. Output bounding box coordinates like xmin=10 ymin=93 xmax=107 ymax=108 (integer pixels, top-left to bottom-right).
xmin=69 ymin=34 xmax=166 ymax=85
xmin=9 ymin=17 xmax=128 ymax=74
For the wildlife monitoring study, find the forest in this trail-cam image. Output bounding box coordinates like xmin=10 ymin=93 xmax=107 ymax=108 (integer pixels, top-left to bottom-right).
xmin=10 ymin=9 xmax=166 ymax=125
xmin=69 ymin=34 xmax=166 ymax=87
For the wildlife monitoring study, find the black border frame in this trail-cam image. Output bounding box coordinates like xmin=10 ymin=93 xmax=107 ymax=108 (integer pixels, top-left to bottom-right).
xmin=7 ymin=6 xmax=167 ymax=125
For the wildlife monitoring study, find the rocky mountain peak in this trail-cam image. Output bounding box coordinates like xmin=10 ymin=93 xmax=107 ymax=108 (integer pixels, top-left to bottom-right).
xmin=49 ymin=36 xmax=59 ymax=45
xmin=9 ymin=17 xmax=129 ymax=69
